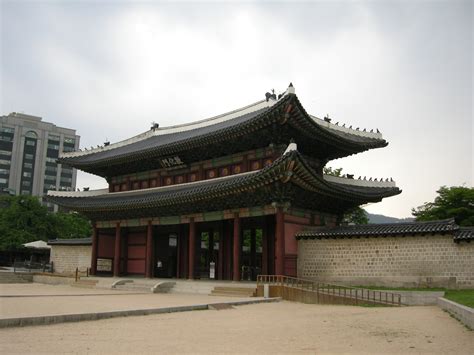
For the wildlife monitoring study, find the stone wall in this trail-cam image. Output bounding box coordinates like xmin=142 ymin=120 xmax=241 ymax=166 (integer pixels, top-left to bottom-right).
xmin=50 ymin=245 xmax=92 ymax=275
xmin=298 ymin=234 xmax=474 ymax=289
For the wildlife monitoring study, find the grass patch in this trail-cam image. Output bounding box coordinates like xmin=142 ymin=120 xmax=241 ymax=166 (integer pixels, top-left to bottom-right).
xmin=444 ymin=290 xmax=474 ymax=308
xmin=354 ymin=286 xmax=474 ymax=308
xmin=353 ymin=286 xmax=446 ymax=292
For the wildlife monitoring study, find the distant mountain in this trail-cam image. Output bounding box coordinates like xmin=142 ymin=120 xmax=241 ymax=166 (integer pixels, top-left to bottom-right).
xmin=367 ymin=213 xmax=415 ymax=224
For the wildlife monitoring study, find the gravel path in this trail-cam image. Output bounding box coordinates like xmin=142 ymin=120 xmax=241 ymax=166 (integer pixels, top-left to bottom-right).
xmin=1 ymin=301 xmax=472 ymax=354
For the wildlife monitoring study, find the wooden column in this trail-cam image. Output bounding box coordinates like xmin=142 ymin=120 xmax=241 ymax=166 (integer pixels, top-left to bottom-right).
xmin=218 ymin=222 xmax=224 ymax=280
xmin=233 ymin=213 xmax=241 ymax=281
xmin=226 ymin=221 xmax=233 ymax=280
xmin=275 ymin=208 xmax=285 ymax=275
xmin=262 ymin=222 xmax=268 ymax=275
xmin=145 ymin=221 xmax=153 ymax=278
xmin=90 ymin=224 xmax=98 ymax=275
xmin=113 ymin=222 xmax=121 ymax=277
xmin=188 ymin=218 xmax=195 ymax=279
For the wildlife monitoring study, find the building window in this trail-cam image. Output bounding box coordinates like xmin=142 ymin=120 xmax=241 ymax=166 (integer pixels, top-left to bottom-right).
xmin=26 ymin=140 xmax=36 ymax=146
xmin=0 ymin=127 xmax=14 ymax=134
xmin=25 ymin=131 xmax=38 ymax=139
xmin=49 ymin=134 xmax=60 ymax=141
xmin=23 ymin=172 xmax=32 ymax=178
xmin=0 ymin=127 xmax=14 ymax=142
xmin=0 ymin=159 xmax=11 ymax=165
xmin=64 ymin=137 xmax=75 ymax=144
xmin=0 ymin=178 xmax=8 ymax=184
xmin=22 ymin=181 xmax=31 ymax=187
xmin=23 ymin=162 xmax=33 ymax=169
xmin=24 ymin=153 xmax=34 ymax=160
xmin=48 ymin=143 xmax=60 ymax=150
xmin=0 ymin=168 xmax=9 ymax=175
xmin=0 ymin=150 xmax=12 ymax=156
xmin=0 ymin=135 xmax=13 ymax=142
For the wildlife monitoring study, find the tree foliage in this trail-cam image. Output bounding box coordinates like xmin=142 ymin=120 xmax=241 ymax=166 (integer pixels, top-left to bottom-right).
xmin=412 ymin=186 xmax=474 ymax=226
xmin=343 ymin=206 xmax=369 ymax=225
xmin=323 ymin=166 xmax=368 ymax=225
xmin=0 ymin=195 xmax=92 ymax=251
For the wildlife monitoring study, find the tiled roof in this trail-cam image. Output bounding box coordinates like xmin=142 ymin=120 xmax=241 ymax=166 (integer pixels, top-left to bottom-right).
xmin=453 ymin=227 xmax=474 ymax=242
xmin=296 ymin=219 xmax=465 ymax=240
xmin=58 ymin=92 xmax=388 ymax=176
xmin=48 ymin=237 xmax=92 ymax=245
xmin=47 ymin=147 xmax=400 ymax=219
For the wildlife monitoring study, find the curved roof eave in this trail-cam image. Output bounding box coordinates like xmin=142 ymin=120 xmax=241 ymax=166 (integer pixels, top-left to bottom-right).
xmin=48 ymin=147 xmax=400 ymax=213
xmin=58 ymin=92 xmax=389 ymax=174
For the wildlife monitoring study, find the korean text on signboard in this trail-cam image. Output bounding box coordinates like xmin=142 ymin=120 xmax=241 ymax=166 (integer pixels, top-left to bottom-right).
xmin=160 ymin=156 xmax=184 ymax=168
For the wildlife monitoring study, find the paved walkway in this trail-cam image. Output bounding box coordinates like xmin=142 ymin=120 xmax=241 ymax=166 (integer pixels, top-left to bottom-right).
xmin=0 ymin=283 xmax=255 ymax=320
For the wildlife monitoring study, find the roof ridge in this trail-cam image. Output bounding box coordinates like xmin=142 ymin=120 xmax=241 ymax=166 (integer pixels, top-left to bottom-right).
xmin=60 ymin=99 xmax=272 ymax=160
xmin=304 ymin=218 xmax=457 ymax=229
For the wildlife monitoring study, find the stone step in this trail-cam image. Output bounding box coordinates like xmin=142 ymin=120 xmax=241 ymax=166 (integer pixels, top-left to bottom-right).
xmin=213 ymin=286 xmax=256 ymax=292
xmin=71 ymin=283 xmax=96 ymax=289
xmin=0 ymin=273 xmax=33 ymax=283
xmin=210 ymin=287 xmax=256 ymax=297
xmin=210 ymin=291 xmax=254 ymax=297
xmin=70 ymin=279 xmax=99 ymax=289
xmin=114 ymin=284 xmax=153 ymax=293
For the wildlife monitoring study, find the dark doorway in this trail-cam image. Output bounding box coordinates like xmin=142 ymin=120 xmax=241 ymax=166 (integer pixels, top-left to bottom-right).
xmin=197 ymin=223 xmax=222 ymax=279
xmin=241 ymin=226 xmax=263 ymax=281
xmin=154 ymin=228 xmax=178 ymax=278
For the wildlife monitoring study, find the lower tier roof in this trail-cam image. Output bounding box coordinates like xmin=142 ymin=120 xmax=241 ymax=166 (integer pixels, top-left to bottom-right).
xmin=47 ymin=145 xmax=401 ymax=221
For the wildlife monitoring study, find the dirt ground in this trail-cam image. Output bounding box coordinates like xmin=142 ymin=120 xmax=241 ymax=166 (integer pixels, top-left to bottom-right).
xmin=0 ymin=283 xmax=250 ymax=319
xmin=1 ymin=300 xmax=473 ymax=354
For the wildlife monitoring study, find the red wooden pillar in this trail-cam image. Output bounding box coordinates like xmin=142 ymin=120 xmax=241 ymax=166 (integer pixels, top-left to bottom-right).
xmin=188 ymin=218 xmax=195 ymax=279
xmin=262 ymin=225 xmax=268 ymax=275
xmin=145 ymin=221 xmax=153 ymax=278
xmin=113 ymin=222 xmax=121 ymax=277
xmin=90 ymin=224 xmax=98 ymax=275
xmin=218 ymin=222 xmax=224 ymax=280
xmin=275 ymin=208 xmax=285 ymax=275
xmin=233 ymin=213 xmax=241 ymax=281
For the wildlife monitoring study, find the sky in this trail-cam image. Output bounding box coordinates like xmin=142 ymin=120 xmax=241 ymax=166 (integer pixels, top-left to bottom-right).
xmin=1 ymin=0 xmax=472 ymax=218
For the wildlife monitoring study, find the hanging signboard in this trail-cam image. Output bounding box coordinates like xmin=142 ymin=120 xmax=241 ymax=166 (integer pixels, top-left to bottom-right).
xmin=160 ymin=156 xmax=184 ymax=168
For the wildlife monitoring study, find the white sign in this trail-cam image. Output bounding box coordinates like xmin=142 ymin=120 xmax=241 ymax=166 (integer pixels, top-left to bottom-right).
xmin=96 ymin=258 xmax=112 ymax=272
xmin=209 ymin=262 xmax=215 ymax=279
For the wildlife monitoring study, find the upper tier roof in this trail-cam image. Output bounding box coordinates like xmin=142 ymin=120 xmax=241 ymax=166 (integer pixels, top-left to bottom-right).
xmin=58 ymin=85 xmax=388 ymax=178
xmin=47 ymin=144 xmax=401 ymax=221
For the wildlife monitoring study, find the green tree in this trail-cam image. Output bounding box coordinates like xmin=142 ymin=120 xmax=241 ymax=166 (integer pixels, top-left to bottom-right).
xmin=412 ymin=186 xmax=474 ymax=226
xmin=0 ymin=195 xmax=57 ymax=250
xmin=54 ymin=211 xmax=92 ymax=239
xmin=0 ymin=195 xmax=92 ymax=251
xmin=344 ymin=206 xmax=369 ymax=225
xmin=323 ymin=166 xmax=368 ymax=225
